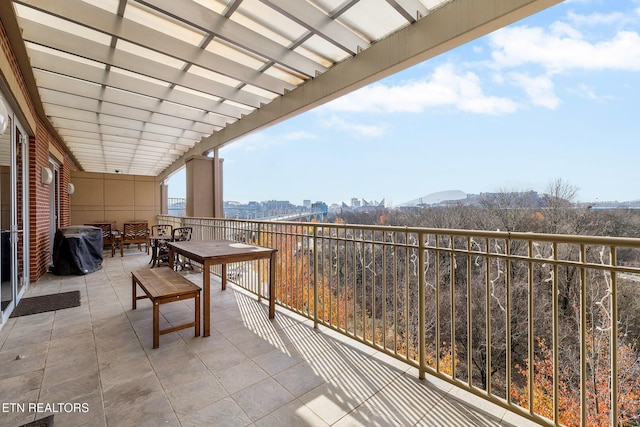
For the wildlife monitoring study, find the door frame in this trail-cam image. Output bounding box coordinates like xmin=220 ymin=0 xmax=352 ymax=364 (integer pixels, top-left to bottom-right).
xmin=49 ymin=157 xmax=61 ymax=265
xmin=0 ymin=95 xmax=29 ymax=325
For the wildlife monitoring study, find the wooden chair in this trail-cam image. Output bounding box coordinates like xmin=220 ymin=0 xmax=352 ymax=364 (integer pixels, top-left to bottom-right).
xmin=85 ymin=222 xmax=116 ymax=257
xmin=120 ymin=222 xmax=150 ymax=257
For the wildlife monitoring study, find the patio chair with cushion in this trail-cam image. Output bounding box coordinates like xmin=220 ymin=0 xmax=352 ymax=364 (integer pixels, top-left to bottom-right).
xmin=120 ymin=222 xmax=150 ymax=257
xmin=150 ymin=224 xmax=173 ymax=267
xmin=151 ymin=224 xmax=173 ymax=238
xmin=172 ymin=227 xmax=193 ymax=270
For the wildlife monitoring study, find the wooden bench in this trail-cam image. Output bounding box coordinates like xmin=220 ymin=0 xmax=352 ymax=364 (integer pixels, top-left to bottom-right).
xmin=131 ymin=267 xmax=201 ymax=348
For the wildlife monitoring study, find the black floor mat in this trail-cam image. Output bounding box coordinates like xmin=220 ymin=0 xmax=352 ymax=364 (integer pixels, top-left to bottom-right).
xmin=18 ymin=415 xmax=54 ymax=427
xmin=9 ymin=291 xmax=81 ymax=318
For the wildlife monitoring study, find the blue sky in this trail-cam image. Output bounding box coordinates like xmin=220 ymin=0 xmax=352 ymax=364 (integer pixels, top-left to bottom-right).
xmin=168 ymin=0 xmax=640 ymax=207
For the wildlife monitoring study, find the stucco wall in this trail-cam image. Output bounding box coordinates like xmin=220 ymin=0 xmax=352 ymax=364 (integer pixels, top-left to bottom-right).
xmin=70 ymin=171 xmax=161 ymax=231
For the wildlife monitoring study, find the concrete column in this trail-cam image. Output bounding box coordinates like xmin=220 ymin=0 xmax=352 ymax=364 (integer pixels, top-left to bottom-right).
xmin=159 ymin=182 xmax=168 ymax=214
xmin=185 ymin=154 xmax=223 ymax=218
xmin=212 ymin=149 xmax=224 ymax=218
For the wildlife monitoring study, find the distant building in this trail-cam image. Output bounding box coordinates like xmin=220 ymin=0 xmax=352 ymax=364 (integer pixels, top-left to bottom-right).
xmin=223 ymin=199 xmax=325 ymax=220
xmin=311 ymin=201 xmax=328 ymax=213
xmin=221 ymin=197 xmax=389 ymax=220
xmin=338 ymin=197 xmax=386 ymax=213
xmin=224 ymin=201 xmax=261 ymax=219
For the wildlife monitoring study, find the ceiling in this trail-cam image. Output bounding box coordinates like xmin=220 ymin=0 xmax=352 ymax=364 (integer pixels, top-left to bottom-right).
xmin=7 ymin=0 xmax=562 ymax=178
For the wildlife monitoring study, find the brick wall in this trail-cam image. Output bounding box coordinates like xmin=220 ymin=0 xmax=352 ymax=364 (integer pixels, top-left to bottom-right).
xmin=28 ymin=124 xmax=77 ymax=280
xmin=2 ymin=19 xmax=79 ymax=282
xmin=59 ymin=147 xmax=72 ymax=227
xmin=30 ymin=125 xmax=50 ymax=279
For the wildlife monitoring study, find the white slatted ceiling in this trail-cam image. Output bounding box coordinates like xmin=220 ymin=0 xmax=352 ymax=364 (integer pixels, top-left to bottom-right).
xmin=12 ymin=0 xmax=447 ymax=175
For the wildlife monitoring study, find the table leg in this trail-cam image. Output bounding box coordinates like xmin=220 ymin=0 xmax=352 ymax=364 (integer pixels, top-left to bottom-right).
xmin=132 ymin=276 xmax=137 ymax=310
xmin=168 ymin=247 xmax=174 ymax=270
xmin=203 ymin=260 xmax=211 ymax=337
xmin=153 ymin=301 xmax=159 ymax=349
xmin=221 ymin=264 xmax=227 ymax=290
xmin=269 ymin=252 xmax=276 ymax=319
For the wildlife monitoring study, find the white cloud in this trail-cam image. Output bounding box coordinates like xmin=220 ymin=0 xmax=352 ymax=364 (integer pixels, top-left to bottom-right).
xmin=489 ymin=24 xmax=640 ymax=72
xmin=281 ymin=131 xmax=317 ymax=141
xmin=567 ymin=10 xmax=630 ymax=26
xmin=224 ymin=130 xmax=316 ymax=152
xmin=223 ymin=133 xmax=271 ymax=152
xmin=570 ymin=83 xmax=613 ymax=100
xmin=323 ymin=63 xmax=517 ymax=116
xmin=318 ymin=8 xmax=640 ymax=117
xmin=577 ymin=83 xmax=598 ymax=99
xmin=323 ymin=115 xmax=386 ymax=137
xmin=509 ymin=73 xmax=560 ymax=109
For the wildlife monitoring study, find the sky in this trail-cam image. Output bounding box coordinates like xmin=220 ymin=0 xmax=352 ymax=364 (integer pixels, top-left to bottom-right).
xmin=168 ymin=0 xmax=640 ymax=207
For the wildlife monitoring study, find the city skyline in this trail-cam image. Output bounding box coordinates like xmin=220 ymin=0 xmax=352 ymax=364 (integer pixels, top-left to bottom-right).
xmin=168 ymin=0 xmax=640 ymax=206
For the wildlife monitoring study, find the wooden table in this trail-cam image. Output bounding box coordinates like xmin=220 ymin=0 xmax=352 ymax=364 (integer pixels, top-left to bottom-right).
xmin=167 ymin=239 xmax=278 ymax=337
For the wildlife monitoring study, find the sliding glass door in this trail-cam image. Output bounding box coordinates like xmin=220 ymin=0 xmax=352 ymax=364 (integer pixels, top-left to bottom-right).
xmin=0 ymin=113 xmax=12 ymax=317
xmin=1 ymin=98 xmax=28 ymax=323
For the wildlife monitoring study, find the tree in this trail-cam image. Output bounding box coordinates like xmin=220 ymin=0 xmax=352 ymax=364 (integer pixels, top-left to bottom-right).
xmin=479 ymin=188 xmax=539 ymax=232
xmin=264 ymin=224 xmax=354 ymax=328
xmin=511 ymin=331 xmax=640 ymax=426
xmin=540 ymin=178 xmax=579 ymax=234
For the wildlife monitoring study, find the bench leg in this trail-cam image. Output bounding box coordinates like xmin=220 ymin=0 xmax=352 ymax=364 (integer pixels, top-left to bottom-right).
xmin=153 ymin=301 xmax=160 ymax=349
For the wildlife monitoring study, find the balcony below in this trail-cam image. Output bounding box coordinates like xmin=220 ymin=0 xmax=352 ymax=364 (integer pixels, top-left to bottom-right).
xmin=0 ymin=251 xmax=540 ymax=426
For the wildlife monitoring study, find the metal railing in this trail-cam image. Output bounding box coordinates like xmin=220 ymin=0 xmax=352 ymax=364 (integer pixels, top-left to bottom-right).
xmin=158 ymin=215 xmax=640 ymax=427
xmin=167 ymin=198 xmax=186 ymax=216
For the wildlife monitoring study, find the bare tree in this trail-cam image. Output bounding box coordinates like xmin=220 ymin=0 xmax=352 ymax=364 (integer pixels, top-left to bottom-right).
xmin=478 ymin=188 xmax=539 ymax=232
xmin=541 ymin=178 xmax=579 ymax=234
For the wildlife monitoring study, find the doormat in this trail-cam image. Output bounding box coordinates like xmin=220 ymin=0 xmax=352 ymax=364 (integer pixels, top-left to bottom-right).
xmin=19 ymin=415 xmax=54 ymax=427
xmin=10 ymin=291 xmax=80 ymax=318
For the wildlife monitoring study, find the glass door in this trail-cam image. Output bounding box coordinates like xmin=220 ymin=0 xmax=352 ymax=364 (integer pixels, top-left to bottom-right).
xmin=0 ymin=114 xmax=13 ymax=317
xmin=0 ymin=100 xmax=28 ymax=323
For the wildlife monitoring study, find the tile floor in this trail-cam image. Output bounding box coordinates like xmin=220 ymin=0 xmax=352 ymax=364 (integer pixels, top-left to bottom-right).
xmin=0 ymin=250 xmax=543 ymax=427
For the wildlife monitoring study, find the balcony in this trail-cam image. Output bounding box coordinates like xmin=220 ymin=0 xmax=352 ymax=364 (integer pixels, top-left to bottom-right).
xmin=0 ymin=250 xmax=538 ymax=427
xmin=2 ymin=216 xmax=638 ymax=426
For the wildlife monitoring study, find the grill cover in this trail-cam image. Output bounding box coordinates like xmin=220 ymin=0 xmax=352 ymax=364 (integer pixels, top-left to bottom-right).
xmin=52 ymin=226 xmax=103 ymax=275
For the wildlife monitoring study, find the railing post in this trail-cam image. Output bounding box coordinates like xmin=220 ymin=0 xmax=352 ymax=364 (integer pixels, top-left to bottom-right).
xmin=505 ymin=238 xmax=511 ymax=404
xmin=313 ymin=226 xmax=319 ymax=328
xmin=418 ymin=231 xmax=426 ymax=380
xmin=580 ymin=244 xmax=587 ymax=427
xmin=610 ymin=245 xmax=618 ymax=427
xmin=528 ymin=240 xmax=535 ymax=418
xmin=552 ymin=242 xmax=559 ymax=425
